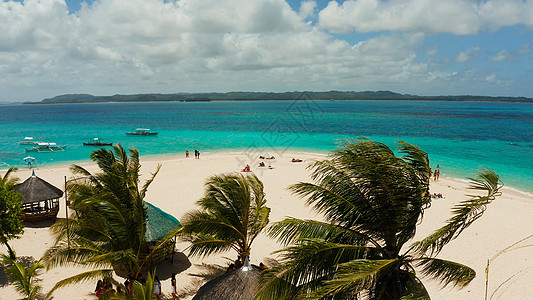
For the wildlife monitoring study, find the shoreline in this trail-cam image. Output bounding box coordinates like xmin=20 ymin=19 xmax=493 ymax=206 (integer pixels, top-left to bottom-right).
xmin=5 ymin=149 xmax=532 ymax=197
xmin=2 ymin=150 xmax=533 ymax=299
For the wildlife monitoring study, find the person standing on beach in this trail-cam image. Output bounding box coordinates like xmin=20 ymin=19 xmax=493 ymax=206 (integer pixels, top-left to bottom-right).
xmin=194 ymin=150 xmax=198 ymax=159
xmin=197 ymin=150 xmax=200 ymax=159
xmin=153 ymin=276 xmax=162 ymax=300
xmin=171 ymin=273 xmax=179 ymax=300
xmin=185 ymin=150 xmax=189 ymax=158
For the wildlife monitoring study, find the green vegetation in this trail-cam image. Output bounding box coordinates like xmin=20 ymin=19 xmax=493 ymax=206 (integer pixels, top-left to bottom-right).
xmin=1 ymin=254 xmax=44 ymax=300
xmin=0 ymin=167 xmax=23 ymax=260
xmin=29 ymin=91 xmax=533 ymax=104
xmin=42 ymin=145 xmax=180 ymax=297
xmin=256 ymin=139 xmax=502 ymax=299
xmin=181 ymin=172 xmax=270 ymax=264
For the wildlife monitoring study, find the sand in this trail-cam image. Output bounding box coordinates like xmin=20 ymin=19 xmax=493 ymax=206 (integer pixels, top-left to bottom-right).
xmin=1 ymin=151 xmax=532 ymax=300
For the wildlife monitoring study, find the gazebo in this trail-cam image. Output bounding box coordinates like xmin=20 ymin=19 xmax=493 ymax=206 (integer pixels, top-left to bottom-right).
xmin=193 ymin=264 xmax=262 ymax=300
xmin=16 ymin=171 xmax=63 ymax=222
xmin=141 ymin=202 xmax=182 ymax=268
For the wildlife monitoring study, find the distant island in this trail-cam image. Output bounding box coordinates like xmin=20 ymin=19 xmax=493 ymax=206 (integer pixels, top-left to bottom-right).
xmin=26 ymin=91 xmax=533 ymax=104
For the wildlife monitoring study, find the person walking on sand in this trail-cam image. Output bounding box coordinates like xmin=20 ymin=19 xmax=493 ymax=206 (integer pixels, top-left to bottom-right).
xmin=194 ymin=150 xmax=198 ymax=159
xmin=185 ymin=150 xmax=189 ymax=158
xmin=171 ymin=273 xmax=179 ymax=300
xmin=153 ymin=276 xmax=162 ymax=300
xmin=197 ymin=150 xmax=200 ymax=159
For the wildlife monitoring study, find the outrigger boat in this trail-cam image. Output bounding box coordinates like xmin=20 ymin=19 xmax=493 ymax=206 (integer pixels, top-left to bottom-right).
xmin=83 ymin=138 xmax=113 ymax=146
xmin=126 ymin=128 xmax=158 ymax=136
xmin=26 ymin=143 xmax=66 ymax=152
xmin=19 ymin=137 xmax=40 ymax=145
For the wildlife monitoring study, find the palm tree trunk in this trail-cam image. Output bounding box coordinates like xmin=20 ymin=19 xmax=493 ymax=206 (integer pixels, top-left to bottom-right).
xmin=3 ymin=241 xmax=16 ymax=259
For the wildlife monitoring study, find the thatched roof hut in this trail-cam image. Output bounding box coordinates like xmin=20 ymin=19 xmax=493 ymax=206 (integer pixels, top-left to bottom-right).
xmin=134 ymin=202 xmax=182 ymax=270
xmin=145 ymin=202 xmax=181 ymax=242
xmin=16 ymin=171 xmax=63 ymax=222
xmin=193 ymin=265 xmax=262 ymax=300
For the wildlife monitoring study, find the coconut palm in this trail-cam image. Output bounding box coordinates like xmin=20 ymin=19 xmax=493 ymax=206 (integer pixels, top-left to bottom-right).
xmin=0 ymin=166 xmax=23 ymax=259
xmin=1 ymin=254 xmax=44 ymax=300
xmin=0 ymin=166 xmax=20 ymax=190
xmin=181 ymin=172 xmax=270 ymax=264
xmin=42 ymin=145 xmax=179 ymax=297
xmin=257 ymin=138 xmax=502 ymax=300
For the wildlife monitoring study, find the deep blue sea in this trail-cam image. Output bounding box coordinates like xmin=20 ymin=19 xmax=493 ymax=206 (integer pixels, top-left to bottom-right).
xmin=0 ymin=100 xmax=532 ymax=193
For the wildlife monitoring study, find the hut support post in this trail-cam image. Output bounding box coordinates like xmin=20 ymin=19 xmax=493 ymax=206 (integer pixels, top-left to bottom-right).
xmin=65 ymin=176 xmax=70 ymax=249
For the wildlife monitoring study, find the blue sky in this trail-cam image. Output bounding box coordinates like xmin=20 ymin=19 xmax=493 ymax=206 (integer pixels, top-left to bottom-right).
xmin=1 ymin=0 xmax=532 ymax=102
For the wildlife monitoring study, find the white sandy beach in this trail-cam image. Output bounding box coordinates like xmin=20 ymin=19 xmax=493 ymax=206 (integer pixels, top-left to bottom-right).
xmin=1 ymin=151 xmax=533 ymax=300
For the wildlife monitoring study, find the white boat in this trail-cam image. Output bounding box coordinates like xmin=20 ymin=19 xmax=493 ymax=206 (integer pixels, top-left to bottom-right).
xmin=19 ymin=137 xmax=40 ymax=145
xmin=25 ymin=143 xmax=67 ymax=152
xmin=126 ymin=128 xmax=158 ymax=136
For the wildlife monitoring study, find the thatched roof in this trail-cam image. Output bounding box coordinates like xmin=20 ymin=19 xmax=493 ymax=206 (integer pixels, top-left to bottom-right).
xmin=145 ymin=202 xmax=181 ymax=242
xmin=193 ymin=266 xmax=262 ymax=300
xmin=15 ymin=171 xmax=63 ymax=204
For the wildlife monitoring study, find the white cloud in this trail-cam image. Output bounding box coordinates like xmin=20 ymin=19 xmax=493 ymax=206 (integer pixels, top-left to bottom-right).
xmin=318 ymin=0 xmax=533 ymax=34
xmin=426 ymin=48 xmax=438 ymax=56
xmin=0 ymin=0 xmax=530 ymax=101
xmin=455 ymin=47 xmax=480 ymax=63
xmin=491 ymin=50 xmax=509 ymax=62
xmin=299 ymin=0 xmax=317 ymax=19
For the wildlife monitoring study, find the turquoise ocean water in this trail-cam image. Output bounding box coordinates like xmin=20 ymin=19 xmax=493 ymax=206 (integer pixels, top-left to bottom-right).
xmin=0 ymin=100 xmax=532 ymax=193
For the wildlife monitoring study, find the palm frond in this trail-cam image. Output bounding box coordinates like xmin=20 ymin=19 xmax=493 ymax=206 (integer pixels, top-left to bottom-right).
xmin=1 ymin=254 xmax=44 ymax=300
xmin=139 ymin=164 xmax=161 ymax=198
xmin=186 ymin=233 xmax=234 ymax=257
xmin=256 ymin=264 xmax=301 ymax=300
xmin=45 ymin=269 xmax=113 ymax=299
xmin=271 ymin=239 xmax=380 ymax=289
xmin=397 ymin=140 xmax=431 ymax=208
xmin=304 ymin=258 xmax=398 ymax=299
xmin=415 ymin=257 xmax=476 ymax=288
xmin=401 ymin=272 xmax=430 ymax=300
xmin=414 ymin=169 xmax=502 ymax=256
xmin=267 ymin=218 xmax=371 ymax=247
xmin=0 ymin=166 xmax=19 ymax=189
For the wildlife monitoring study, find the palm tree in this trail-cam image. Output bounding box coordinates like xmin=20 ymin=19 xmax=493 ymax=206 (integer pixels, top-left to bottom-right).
xmin=181 ymin=172 xmax=270 ymax=264
xmin=42 ymin=145 xmax=179 ymax=297
xmin=0 ymin=166 xmax=20 ymax=190
xmin=1 ymin=254 xmax=44 ymax=300
xmin=257 ymin=138 xmax=502 ymax=299
xmin=0 ymin=166 xmax=23 ymax=259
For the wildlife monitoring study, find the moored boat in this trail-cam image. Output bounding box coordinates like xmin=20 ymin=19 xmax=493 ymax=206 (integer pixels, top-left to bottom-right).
xmin=83 ymin=138 xmax=113 ymax=146
xmin=126 ymin=128 xmax=158 ymax=136
xmin=26 ymin=143 xmax=66 ymax=152
xmin=19 ymin=137 xmax=40 ymax=145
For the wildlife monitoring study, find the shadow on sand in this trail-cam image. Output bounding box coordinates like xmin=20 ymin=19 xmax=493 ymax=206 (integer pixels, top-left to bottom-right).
xmin=178 ymin=262 xmax=227 ymax=299
xmin=0 ymin=256 xmax=38 ymax=287
xmin=22 ymin=218 xmax=58 ymax=228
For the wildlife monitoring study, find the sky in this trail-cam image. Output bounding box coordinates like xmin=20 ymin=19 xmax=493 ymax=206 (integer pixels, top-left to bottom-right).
xmin=1 ymin=0 xmax=533 ymax=102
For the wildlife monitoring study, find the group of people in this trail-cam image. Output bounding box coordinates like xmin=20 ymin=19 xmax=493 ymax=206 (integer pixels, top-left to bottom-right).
xmin=259 ymin=155 xmax=275 ymax=159
xmin=430 ymin=164 xmax=440 ymax=181
xmin=95 ymin=278 xmax=117 ymax=298
xmin=96 ymin=273 xmax=179 ymax=300
xmin=431 ymin=193 xmax=444 ymax=199
xmin=185 ymin=150 xmax=201 ymax=159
